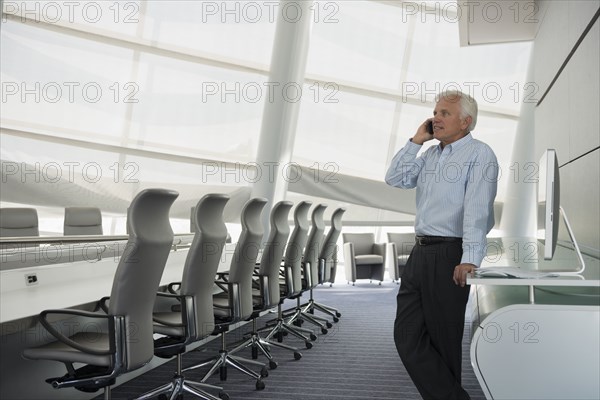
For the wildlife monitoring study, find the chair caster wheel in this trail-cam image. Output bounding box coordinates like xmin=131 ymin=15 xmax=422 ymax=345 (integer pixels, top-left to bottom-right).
xmin=219 ymin=391 xmax=230 ymax=400
xmin=333 ymin=317 xmax=340 ymax=323
xmin=305 ymin=342 xmax=313 ymax=349
xmin=326 ymin=322 xmax=333 ymax=329
xmin=269 ymin=360 xmax=278 ymax=369
xmin=219 ymin=366 xmax=227 ymax=381
xmin=293 ymin=320 xmax=302 ymax=327
xmin=158 ymin=395 xmax=168 ymax=400
xmin=260 ymin=366 xmax=269 ymax=378
xmin=321 ymin=328 xmax=328 ymax=334
xmin=336 ymin=312 xmax=341 ymax=318
xmin=310 ymin=333 xmax=317 ymax=341
xmin=256 ymin=380 xmax=265 ymax=390
xmin=276 ymin=332 xmax=283 ymax=342
xmin=251 ymin=346 xmax=258 ymax=359
xmin=294 ymin=351 xmax=302 ymax=360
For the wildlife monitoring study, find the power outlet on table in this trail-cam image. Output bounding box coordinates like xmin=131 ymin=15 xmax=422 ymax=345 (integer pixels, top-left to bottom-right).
xmin=25 ymin=273 xmax=38 ymax=286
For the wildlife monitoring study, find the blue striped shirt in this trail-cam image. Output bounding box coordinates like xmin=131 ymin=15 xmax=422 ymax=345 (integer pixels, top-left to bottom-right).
xmin=385 ymin=134 xmax=499 ymax=267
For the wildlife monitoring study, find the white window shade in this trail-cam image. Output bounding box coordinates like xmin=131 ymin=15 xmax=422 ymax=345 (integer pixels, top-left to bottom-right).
xmin=294 ymin=86 xmax=397 ymax=180
xmin=407 ymin=16 xmax=533 ymax=113
xmin=306 ymin=1 xmax=410 ymax=89
xmin=1 ymin=20 xmax=134 ymax=140
xmin=127 ymin=53 xmax=265 ymax=162
xmin=142 ymin=0 xmax=276 ymax=66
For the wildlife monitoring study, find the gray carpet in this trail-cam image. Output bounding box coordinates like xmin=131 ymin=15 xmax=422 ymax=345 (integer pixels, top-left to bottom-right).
xmin=99 ymin=283 xmax=486 ymax=399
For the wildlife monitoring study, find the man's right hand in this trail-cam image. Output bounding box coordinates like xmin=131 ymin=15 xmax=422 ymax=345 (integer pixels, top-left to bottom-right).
xmin=412 ymin=118 xmax=434 ymax=145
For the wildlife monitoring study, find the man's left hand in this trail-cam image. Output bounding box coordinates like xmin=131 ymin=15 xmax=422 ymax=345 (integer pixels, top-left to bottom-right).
xmin=453 ymin=263 xmax=476 ymax=287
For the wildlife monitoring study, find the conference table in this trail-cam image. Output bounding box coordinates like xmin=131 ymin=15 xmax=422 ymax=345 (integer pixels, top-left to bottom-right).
xmin=0 ymin=235 xmax=238 ymax=400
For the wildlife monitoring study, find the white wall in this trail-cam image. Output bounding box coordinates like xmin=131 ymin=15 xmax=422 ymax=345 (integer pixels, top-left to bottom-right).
xmin=534 ymin=0 xmax=600 ymax=256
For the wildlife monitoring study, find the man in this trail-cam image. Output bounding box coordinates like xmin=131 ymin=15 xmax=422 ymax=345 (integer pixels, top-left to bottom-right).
xmin=385 ymin=90 xmax=498 ymax=400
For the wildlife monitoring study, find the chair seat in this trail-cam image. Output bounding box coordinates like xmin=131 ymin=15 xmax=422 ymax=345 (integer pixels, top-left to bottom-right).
xmin=355 ymin=254 xmax=384 ymax=265
xmin=213 ymin=293 xmax=231 ymax=318
xmin=153 ymin=312 xmax=185 ymax=337
xmin=397 ymin=254 xmax=410 ymax=266
xmin=23 ymin=332 xmax=112 ymax=366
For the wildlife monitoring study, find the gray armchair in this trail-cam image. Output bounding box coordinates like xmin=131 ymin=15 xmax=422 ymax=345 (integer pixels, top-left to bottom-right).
xmin=23 ymin=189 xmax=178 ymax=398
xmin=386 ymin=233 xmax=415 ymax=284
xmin=0 ymin=208 xmax=39 ymax=237
xmin=342 ymin=233 xmax=385 ymax=285
xmin=63 ymin=207 xmax=103 ymax=235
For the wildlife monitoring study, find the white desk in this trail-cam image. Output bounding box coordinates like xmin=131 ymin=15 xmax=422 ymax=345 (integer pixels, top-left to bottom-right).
xmin=467 ymin=238 xmax=600 ymax=400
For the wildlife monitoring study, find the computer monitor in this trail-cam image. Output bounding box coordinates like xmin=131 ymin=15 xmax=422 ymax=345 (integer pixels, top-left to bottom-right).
xmin=537 ymin=149 xmax=560 ymax=260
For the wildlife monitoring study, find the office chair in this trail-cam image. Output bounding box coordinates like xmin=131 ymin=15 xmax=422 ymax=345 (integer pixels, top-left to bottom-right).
xmin=320 ymin=208 xmax=346 ymax=288
xmin=386 ymin=232 xmax=415 ymax=284
xmin=183 ymin=198 xmax=268 ymax=391
xmin=22 ymin=188 xmax=179 ymax=399
xmin=284 ymin=204 xmax=332 ymax=333
xmin=136 ymin=194 xmax=230 ymax=400
xmin=63 ymin=207 xmax=103 ymax=235
xmin=191 ymin=206 xmax=231 ymax=242
xmin=342 ymin=233 xmax=385 ymax=285
xmin=0 ymin=207 xmax=39 ymax=237
xmin=228 ymin=201 xmax=302 ymax=368
xmin=301 ymin=207 xmax=346 ymax=321
xmin=259 ymin=201 xmax=317 ymax=349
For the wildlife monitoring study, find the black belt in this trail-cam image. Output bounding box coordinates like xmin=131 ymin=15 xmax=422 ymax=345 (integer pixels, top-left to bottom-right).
xmin=415 ymin=236 xmax=462 ymax=246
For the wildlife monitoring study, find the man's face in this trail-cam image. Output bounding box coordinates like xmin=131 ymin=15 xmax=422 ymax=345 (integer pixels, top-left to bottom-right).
xmin=432 ymin=97 xmax=471 ymax=146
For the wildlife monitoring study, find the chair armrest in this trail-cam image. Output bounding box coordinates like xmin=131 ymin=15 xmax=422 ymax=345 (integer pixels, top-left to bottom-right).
xmin=154 ymin=292 xmax=195 ymax=334
xmin=343 ymin=242 xmax=356 ymax=280
xmin=373 ymin=243 xmax=386 ymax=257
xmin=253 ymin=274 xmax=269 ymax=306
xmin=96 ymin=296 xmax=110 ymax=313
xmin=213 ymin=281 xmax=242 ymax=320
xmin=279 ymin=263 xmax=294 ymax=294
xmin=167 ymin=282 xmax=182 ymax=294
xmin=38 ymin=309 xmax=116 ymax=355
xmin=386 ymin=242 xmax=398 ymax=280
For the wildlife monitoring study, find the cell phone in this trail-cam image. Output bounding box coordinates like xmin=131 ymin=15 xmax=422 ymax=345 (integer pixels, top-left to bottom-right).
xmin=426 ymin=120 xmax=433 ymax=135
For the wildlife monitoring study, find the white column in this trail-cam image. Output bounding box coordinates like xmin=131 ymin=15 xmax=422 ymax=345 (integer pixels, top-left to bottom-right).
xmin=251 ymin=0 xmax=315 ymax=238
xmin=499 ymin=54 xmax=537 ymax=237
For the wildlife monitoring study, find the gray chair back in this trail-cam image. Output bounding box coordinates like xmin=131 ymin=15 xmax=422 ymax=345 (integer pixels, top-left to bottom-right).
xmin=319 ymin=208 xmax=346 ymax=282
xmin=0 ymin=208 xmax=39 ymax=237
xmin=283 ymin=201 xmax=312 ymax=296
xmin=258 ymin=201 xmax=293 ymax=307
xmin=304 ymin=204 xmax=327 ymax=289
xmin=108 ymin=188 xmax=179 ymax=370
xmin=64 ymin=207 xmax=103 ymax=235
xmin=181 ymin=194 xmax=230 ymax=340
xmin=229 ymin=198 xmax=267 ymax=320
xmin=343 ymin=233 xmax=375 ymax=255
xmin=387 ymin=233 xmax=415 ymax=257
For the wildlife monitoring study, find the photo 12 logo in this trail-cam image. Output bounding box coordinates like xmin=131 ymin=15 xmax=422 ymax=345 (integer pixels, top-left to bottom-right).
xmin=201 ymin=81 xmax=339 ymax=104
xmin=1 ymin=81 xmax=139 ymax=104
xmin=199 ymin=1 xmax=340 ymax=24
xmin=2 ymin=1 xmax=140 ymax=24
xmin=1 ymin=161 xmax=140 ymax=184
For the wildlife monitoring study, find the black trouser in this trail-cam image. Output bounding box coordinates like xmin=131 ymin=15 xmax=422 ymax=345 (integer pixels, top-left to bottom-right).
xmin=393 ymin=241 xmax=471 ymax=400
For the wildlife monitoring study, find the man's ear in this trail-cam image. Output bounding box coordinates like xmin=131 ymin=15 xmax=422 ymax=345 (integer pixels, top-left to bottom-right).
xmin=461 ymin=116 xmax=472 ymax=130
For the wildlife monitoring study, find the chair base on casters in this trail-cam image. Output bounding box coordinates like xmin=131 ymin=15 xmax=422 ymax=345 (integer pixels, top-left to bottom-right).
xmin=229 ymin=319 xmax=303 ymax=366
xmin=300 ymin=295 xmax=342 ymax=322
xmin=284 ymin=297 xmax=332 ymax=333
xmin=135 ymin=353 xmax=227 ymax=400
xmin=260 ymin=304 xmax=316 ymax=349
xmin=183 ymin=333 xmax=266 ymax=391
